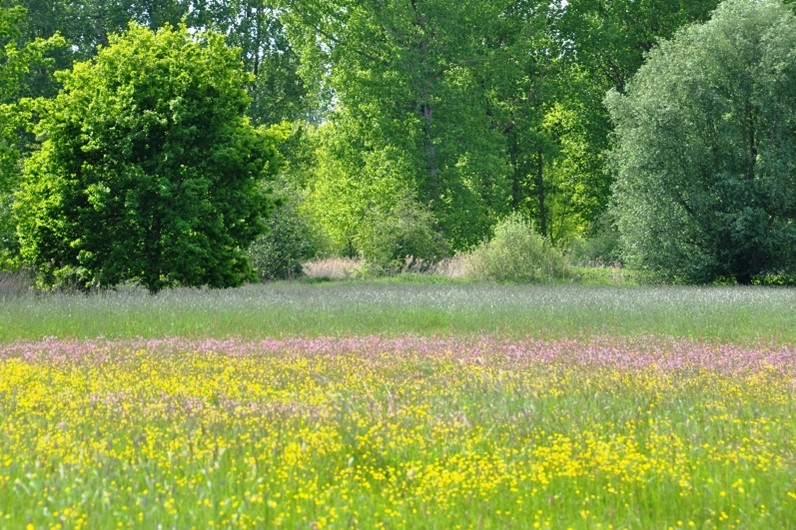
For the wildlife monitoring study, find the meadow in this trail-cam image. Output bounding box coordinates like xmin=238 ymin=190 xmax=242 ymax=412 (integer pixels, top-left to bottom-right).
xmin=1 ymin=283 xmax=795 ymax=528
xmin=1 ymin=282 xmax=795 ymax=343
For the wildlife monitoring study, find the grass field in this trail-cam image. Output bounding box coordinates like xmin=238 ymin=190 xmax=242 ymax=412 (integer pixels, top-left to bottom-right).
xmin=1 ymin=283 xmax=795 ymax=528
xmin=1 ymin=282 xmax=795 ymax=343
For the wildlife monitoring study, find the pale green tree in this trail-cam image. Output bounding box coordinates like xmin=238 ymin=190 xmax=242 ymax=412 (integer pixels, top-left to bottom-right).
xmin=607 ymin=0 xmax=796 ymax=283
xmin=282 ymin=0 xmax=514 ymax=249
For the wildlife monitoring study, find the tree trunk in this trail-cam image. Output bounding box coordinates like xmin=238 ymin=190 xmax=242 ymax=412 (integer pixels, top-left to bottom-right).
xmin=535 ymin=152 xmax=547 ymax=239
xmin=411 ymin=0 xmax=440 ymax=204
xmin=421 ymin=97 xmax=439 ymax=201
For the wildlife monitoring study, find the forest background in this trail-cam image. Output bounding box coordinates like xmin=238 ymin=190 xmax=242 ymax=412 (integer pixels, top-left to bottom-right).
xmin=1 ymin=0 xmax=795 ymax=291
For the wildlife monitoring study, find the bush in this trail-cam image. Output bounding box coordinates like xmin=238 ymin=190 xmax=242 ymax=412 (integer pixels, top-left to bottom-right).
xmin=247 ymin=198 xmax=318 ymax=281
xmin=566 ymin=213 xmax=622 ymax=267
xmin=465 ymin=213 xmax=570 ymax=282
xmin=355 ymin=197 xmax=449 ymax=274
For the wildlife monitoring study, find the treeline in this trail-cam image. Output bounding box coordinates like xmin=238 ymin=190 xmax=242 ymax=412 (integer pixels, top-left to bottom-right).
xmin=1 ymin=0 xmax=795 ymax=290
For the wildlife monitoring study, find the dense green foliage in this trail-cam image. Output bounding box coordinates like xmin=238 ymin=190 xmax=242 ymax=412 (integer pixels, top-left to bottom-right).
xmin=283 ymin=0 xmax=511 ymax=249
xmin=607 ymin=0 xmax=796 ymax=283
xmin=8 ymin=0 xmax=309 ymax=123
xmin=280 ymin=0 xmax=720 ymax=253
xmin=550 ymin=0 xmax=720 ymax=240
xmin=248 ymin=193 xmax=318 ymax=281
xmin=466 ymin=213 xmax=570 ymax=282
xmin=15 ymin=24 xmax=276 ymax=292
xmin=0 ymin=5 xmax=63 ymax=268
xmin=1 ymin=0 xmax=793 ymax=286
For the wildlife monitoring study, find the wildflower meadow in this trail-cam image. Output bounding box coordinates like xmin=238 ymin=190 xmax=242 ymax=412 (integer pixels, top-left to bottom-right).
xmin=1 ymin=328 xmax=795 ymax=528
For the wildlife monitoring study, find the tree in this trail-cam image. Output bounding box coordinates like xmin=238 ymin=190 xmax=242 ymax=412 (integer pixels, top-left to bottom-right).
xmin=282 ymin=0 xmax=514 ymax=250
xmin=0 ymin=5 xmax=63 ymax=268
xmin=279 ymin=0 xmax=720 ymax=254
xmin=16 ymin=23 xmax=276 ymax=292
xmin=543 ymin=0 xmax=720 ymax=242
xmin=607 ymin=0 xmax=796 ymax=283
xmin=11 ymin=0 xmax=309 ymax=125
xmin=556 ymin=0 xmax=720 ymax=93
xmin=247 ymin=121 xmax=320 ymax=281
xmin=190 ymin=1 xmax=309 ymax=125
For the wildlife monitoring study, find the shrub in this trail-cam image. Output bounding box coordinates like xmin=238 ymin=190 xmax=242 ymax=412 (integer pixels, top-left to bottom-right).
xmin=465 ymin=213 xmax=570 ymax=282
xmin=248 ymin=198 xmax=318 ymax=281
xmin=355 ymin=197 xmax=449 ymax=274
xmin=566 ymin=213 xmax=622 ymax=267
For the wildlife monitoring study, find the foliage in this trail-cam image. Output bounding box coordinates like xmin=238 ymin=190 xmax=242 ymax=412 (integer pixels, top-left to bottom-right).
xmin=465 ymin=212 xmax=570 ymax=282
xmin=301 ymin=121 xmax=413 ymax=254
xmin=246 ymin=121 xmax=319 ymax=281
xmin=0 ymin=5 xmax=64 ymax=269
xmin=299 ymin=119 xmax=449 ymax=271
xmin=540 ymin=0 xmax=721 ymax=242
xmin=282 ymin=0 xmax=515 ymax=249
xmin=566 ymin=212 xmax=622 ymax=267
xmin=15 ymin=23 xmax=276 ymax=292
xmin=607 ymin=0 xmax=796 ymax=284
xmin=10 ymin=0 xmax=309 ymax=125
xmin=248 ymin=196 xmax=318 ymax=281
xmin=555 ymin=0 xmax=721 ymax=92
xmin=189 ymin=0 xmax=311 ymax=125
xmin=3 ymin=1 xmax=786 ymax=281
xmin=355 ymin=196 xmax=449 ymax=274
xmin=276 ymin=0 xmax=722 ymax=251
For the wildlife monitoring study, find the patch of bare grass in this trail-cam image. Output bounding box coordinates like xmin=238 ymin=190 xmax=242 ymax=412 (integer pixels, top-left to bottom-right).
xmin=0 ymin=271 xmax=32 ymax=297
xmin=432 ymin=252 xmax=471 ymax=280
xmin=302 ymin=257 xmax=365 ymax=280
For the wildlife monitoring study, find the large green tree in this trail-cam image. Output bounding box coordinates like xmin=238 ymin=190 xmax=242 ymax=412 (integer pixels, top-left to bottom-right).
xmin=283 ymin=0 xmax=517 ymax=249
xmin=16 ymin=23 xmax=276 ymax=292
xmin=607 ymin=0 xmax=796 ymax=283
xmin=547 ymin=0 xmax=720 ymax=242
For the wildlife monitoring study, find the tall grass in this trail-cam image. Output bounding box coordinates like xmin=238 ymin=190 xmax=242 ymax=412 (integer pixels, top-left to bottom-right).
xmin=1 ymin=336 xmax=794 ymax=528
xmin=1 ymin=283 xmax=794 ymax=343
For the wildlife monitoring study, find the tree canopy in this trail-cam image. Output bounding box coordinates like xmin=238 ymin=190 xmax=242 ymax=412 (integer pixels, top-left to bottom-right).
xmin=15 ymin=23 xmax=277 ymax=292
xmin=0 ymin=4 xmax=64 ymax=267
xmin=607 ymin=0 xmax=796 ymax=283
xmin=3 ymin=0 xmax=790 ymax=286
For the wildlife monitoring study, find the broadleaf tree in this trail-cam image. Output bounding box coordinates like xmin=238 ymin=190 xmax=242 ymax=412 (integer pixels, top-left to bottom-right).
xmin=0 ymin=4 xmax=64 ymax=268
xmin=546 ymin=0 xmax=720 ymax=243
xmin=282 ymin=0 xmax=516 ymax=250
xmin=607 ymin=0 xmax=796 ymax=283
xmin=16 ymin=23 xmax=276 ymax=292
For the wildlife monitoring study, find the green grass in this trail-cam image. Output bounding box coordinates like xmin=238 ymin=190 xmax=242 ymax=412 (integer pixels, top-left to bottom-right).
xmin=2 ymin=281 xmax=795 ymax=528
xmin=2 ymin=338 xmax=794 ymax=529
xmin=2 ymin=282 xmax=794 ymax=343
